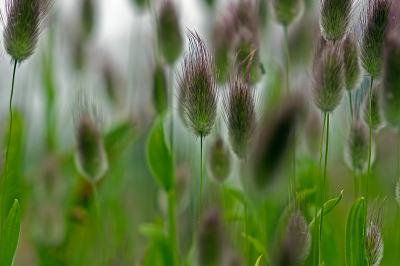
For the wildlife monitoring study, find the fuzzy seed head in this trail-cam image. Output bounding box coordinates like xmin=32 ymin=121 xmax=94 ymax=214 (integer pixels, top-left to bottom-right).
xmin=312 ymin=43 xmax=345 ymax=113
xmin=319 ymin=0 xmax=354 ymax=42
xmin=382 ymin=33 xmax=400 ymax=129
xmin=270 ymin=0 xmax=305 ymax=26
xmin=1 ymin=0 xmax=53 ymax=63
xmin=343 ymin=33 xmax=362 ymax=91
xmin=365 ymin=201 xmax=385 ymax=266
xmin=177 ymin=30 xmax=218 ymax=138
xmin=223 ymin=58 xmax=258 ymax=159
xmin=359 ymin=0 xmax=393 ymax=78
xmin=363 ymin=83 xmax=385 ymax=132
xmin=207 ymin=136 xmax=232 ymax=184
xmin=344 ymin=119 xmax=375 ymax=173
xmin=158 ymin=0 xmax=182 ymax=64
xmin=279 ymin=210 xmax=311 ymax=266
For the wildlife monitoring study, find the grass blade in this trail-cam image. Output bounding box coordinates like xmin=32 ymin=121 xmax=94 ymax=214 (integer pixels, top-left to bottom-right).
xmin=0 ymin=200 xmax=21 ymax=266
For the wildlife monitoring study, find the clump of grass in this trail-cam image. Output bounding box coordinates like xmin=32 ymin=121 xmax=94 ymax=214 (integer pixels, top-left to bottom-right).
xmin=365 ymin=200 xmax=386 ymax=266
xmin=319 ymin=0 xmax=355 ymax=43
xmin=177 ymin=30 xmax=218 ymax=224
xmin=207 ymin=136 xmax=232 ymax=184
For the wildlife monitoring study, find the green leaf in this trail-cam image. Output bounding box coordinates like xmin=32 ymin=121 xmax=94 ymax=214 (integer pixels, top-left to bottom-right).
xmin=139 ymin=223 xmax=176 ymax=266
xmin=255 ymin=254 xmax=263 ymax=266
xmin=241 ymin=233 xmax=272 ymax=265
xmin=146 ymin=116 xmax=174 ymax=192
xmin=345 ymin=198 xmax=368 ymax=266
xmin=309 ymin=190 xmax=343 ymax=231
xmin=226 ymin=186 xmax=246 ymax=205
xmin=0 ymin=200 xmax=21 ymax=266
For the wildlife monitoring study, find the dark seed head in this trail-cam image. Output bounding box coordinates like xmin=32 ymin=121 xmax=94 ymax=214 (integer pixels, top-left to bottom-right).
xmin=312 ymin=42 xmax=345 ymax=113
xmin=365 ymin=200 xmax=385 ymax=266
xmin=382 ymin=32 xmax=400 ymax=129
xmin=177 ymin=30 xmax=218 ymax=138
xmin=1 ymin=0 xmax=53 ymax=63
xmin=359 ymin=0 xmax=395 ymax=78
xmin=157 ymin=0 xmax=182 ymax=64
xmin=270 ymin=0 xmax=305 ymax=26
xmin=363 ymin=83 xmax=384 ymax=132
xmin=343 ymin=33 xmax=362 ymax=91
xmin=223 ymin=56 xmax=258 ymax=159
xmin=319 ymin=0 xmax=355 ymax=42
xmin=207 ymin=136 xmax=232 ymax=184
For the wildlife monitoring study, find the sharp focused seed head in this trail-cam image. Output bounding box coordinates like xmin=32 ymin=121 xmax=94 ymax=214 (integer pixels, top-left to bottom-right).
xmin=207 ymin=136 xmax=232 ymax=184
xmin=365 ymin=200 xmax=385 ymax=266
xmin=363 ymin=83 xmax=385 ymax=132
xmin=382 ymin=32 xmax=400 ymax=129
xmin=319 ymin=0 xmax=355 ymax=42
xmin=269 ymin=0 xmax=305 ymax=26
xmin=177 ymin=30 xmax=218 ymax=138
xmin=343 ymin=33 xmax=362 ymax=91
xmin=312 ymin=42 xmax=345 ymax=113
xmin=1 ymin=0 xmax=53 ymax=63
xmin=344 ymin=119 xmax=375 ymax=173
xmin=278 ymin=209 xmax=311 ymax=266
xmin=359 ymin=0 xmax=395 ymax=78
xmin=223 ymin=56 xmax=258 ymax=159
xmin=158 ymin=0 xmax=182 ymax=64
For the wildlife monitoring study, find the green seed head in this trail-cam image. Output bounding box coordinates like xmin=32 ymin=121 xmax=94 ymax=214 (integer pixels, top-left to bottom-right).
xmin=382 ymin=32 xmax=400 ymax=129
xmin=363 ymin=83 xmax=385 ymax=132
xmin=344 ymin=119 xmax=375 ymax=173
xmin=223 ymin=56 xmax=258 ymax=159
xmin=312 ymin=43 xmax=345 ymax=113
xmin=319 ymin=0 xmax=355 ymax=42
xmin=365 ymin=200 xmax=385 ymax=266
xmin=359 ymin=0 xmax=393 ymax=78
xmin=177 ymin=30 xmax=218 ymax=138
xmin=1 ymin=0 xmax=53 ymax=63
xmin=207 ymin=136 xmax=232 ymax=184
xmin=157 ymin=0 xmax=183 ymax=64
xmin=343 ymin=33 xmax=362 ymax=91
xmin=270 ymin=0 xmax=305 ymax=26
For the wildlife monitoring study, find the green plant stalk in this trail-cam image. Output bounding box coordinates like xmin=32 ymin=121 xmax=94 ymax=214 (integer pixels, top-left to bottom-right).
xmin=397 ymin=130 xmax=400 ymax=265
xmin=319 ymin=112 xmax=330 ymax=264
xmin=93 ymin=184 xmax=107 ymax=265
xmin=244 ymin=158 xmax=250 ymax=266
xmin=168 ymin=189 xmax=178 ymax=266
xmin=169 ymin=64 xmax=175 ymax=151
xmin=1 ymin=60 xmax=18 ymax=231
xmin=349 ymin=92 xmax=353 ymax=122
xmin=349 ymin=91 xmax=358 ymax=200
xmin=366 ymin=77 xmax=374 ymax=209
xmin=198 ymin=134 xmax=203 ymax=226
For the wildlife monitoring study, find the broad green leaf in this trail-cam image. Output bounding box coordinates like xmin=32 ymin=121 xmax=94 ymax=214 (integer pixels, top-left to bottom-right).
xmin=146 ymin=117 xmax=174 ymax=192
xmin=345 ymin=198 xmax=368 ymax=266
xmin=0 ymin=200 xmax=21 ymax=266
xmin=139 ymin=223 xmax=176 ymax=266
xmin=309 ymin=190 xmax=343 ymax=231
xmin=255 ymin=254 xmax=263 ymax=266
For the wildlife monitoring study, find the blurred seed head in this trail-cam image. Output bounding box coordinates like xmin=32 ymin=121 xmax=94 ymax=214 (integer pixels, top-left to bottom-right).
xmin=304 ymin=108 xmax=323 ymax=156
xmin=362 ymin=83 xmax=385 ymax=132
xmin=33 ymin=203 xmax=66 ymax=247
xmin=343 ymin=33 xmax=362 ymax=91
xmin=269 ymin=0 xmax=304 ymax=26
xmin=81 ymin=0 xmax=95 ymax=38
xmin=319 ymin=0 xmax=354 ymax=42
xmin=312 ymin=42 xmax=345 ymax=113
xmin=223 ymin=56 xmax=258 ymax=159
xmin=277 ymin=209 xmax=311 ymax=266
xmin=131 ymin=0 xmax=149 ymax=10
xmin=365 ymin=200 xmax=385 ymax=266
xmin=1 ymin=0 xmax=53 ymax=63
xmin=157 ymin=0 xmax=182 ymax=64
xmin=344 ymin=119 xmax=375 ymax=174
xmin=197 ymin=209 xmax=224 ymax=266
xmin=177 ymin=30 xmax=218 ymax=138
xmin=74 ymin=95 xmax=108 ymax=184
xmin=359 ymin=0 xmax=394 ymax=78
xmin=396 ymin=181 xmax=400 ymax=207
xmin=153 ymin=63 xmax=168 ymax=115
xmin=207 ymin=136 xmax=232 ymax=183
xmin=251 ymin=94 xmax=305 ymax=190
xmin=382 ymin=32 xmax=400 ymax=129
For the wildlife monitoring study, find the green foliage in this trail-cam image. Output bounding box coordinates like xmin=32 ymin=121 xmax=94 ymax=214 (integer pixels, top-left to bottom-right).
xmin=0 ymin=200 xmax=21 ymax=266
xmin=146 ymin=116 xmax=174 ymax=192
xmin=345 ymin=198 xmax=368 ymax=266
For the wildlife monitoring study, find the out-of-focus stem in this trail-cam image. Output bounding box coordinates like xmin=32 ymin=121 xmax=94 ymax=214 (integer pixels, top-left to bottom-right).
xmin=93 ymin=184 xmax=107 ymax=265
xmin=366 ymin=77 xmax=374 ymax=209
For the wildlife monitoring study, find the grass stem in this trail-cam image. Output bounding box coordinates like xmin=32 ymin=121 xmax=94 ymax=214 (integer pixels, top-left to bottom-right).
xmin=198 ymin=133 xmax=203 ymax=227
xmin=92 ymin=184 xmax=107 ymax=265
xmin=366 ymin=77 xmax=374 ymax=209
xmin=1 ymin=60 xmax=18 ymax=231
xmin=168 ymin=190 xmax=178 ymax=266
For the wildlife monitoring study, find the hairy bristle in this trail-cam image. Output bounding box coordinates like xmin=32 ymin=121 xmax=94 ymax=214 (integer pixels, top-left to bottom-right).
xmin=207 ymin=136 xmax=232 ymax=183
xmin=1 ymin=0 xmax=53 ymax=63
xmin=312 ymin=42 xmax=345 ymax=113
xmin=365 ymin=199 xmax=386 ymax=266
xmin=319 ymin=0 xmax=354 ymax=42
xmin=177 ymin=30 xmax=218 ymax=138
xmin=269 ymin=0 xmax=304 ymax=26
